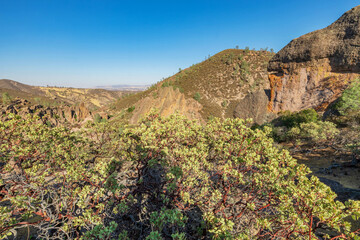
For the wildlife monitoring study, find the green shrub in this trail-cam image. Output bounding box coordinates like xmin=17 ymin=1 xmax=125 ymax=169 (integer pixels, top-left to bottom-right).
xmin=0 ymin=113 xmax=359 ymax=239
xmin=45 ymin=120 xmax=52 ymax=127
xmin=149 ymin=208 xmax=187 ymax=233
xmin=93 ymin=113 xmax=102 ymax=123
xmin=173 ymin=85 xmax=184 ymax=93
xmin=162 ymin=81 xmax=170 ymax=88
xmin=286 ymin=121 xmax=339 ymax=142
xmin=34 ymin=97 xmax=41 ymax=104
xmin=334 ymin=78 xmax=360 ymax=115
xmin=146 ymin=231 xmax=162 ymax=240
xmin=279 ymin=108 xmax=319 ymax=128
xmin=83 ymin=221 xmax=118 ymax=240
xmin=224 ymin=53 xmax=235 ymax=65
xmin=233 ymin=63 xmax=240 ymax=74
xmin=127 ymin=105 xmax=135 ymax=113
xmin=1 ymin=92 xmax=11 ymax=104
xmin=240 ymin=61 xmax=250 ymax=81
xmin=240 ymin=61 xmax=250 ymax=74
xmin=244 ymin=46 xmax=250 ymax=54
xmin=193 ymin=92 xmax=201 ymax=101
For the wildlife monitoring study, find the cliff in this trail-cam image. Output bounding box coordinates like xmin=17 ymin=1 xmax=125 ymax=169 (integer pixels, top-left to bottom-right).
xmin=268 ymin=5 xmax=360 ymax=112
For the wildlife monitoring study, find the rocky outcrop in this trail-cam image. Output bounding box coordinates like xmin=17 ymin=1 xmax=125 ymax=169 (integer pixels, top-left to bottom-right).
xmin=129 ymin=87 xmax=203 ymax=124
xmin=0 ymin=98 xmax=94 ymax=126
xmin=233 ymin=90 xmax=274 ymax=124
xmin=268 ymin=5 xmax=360 ymax=112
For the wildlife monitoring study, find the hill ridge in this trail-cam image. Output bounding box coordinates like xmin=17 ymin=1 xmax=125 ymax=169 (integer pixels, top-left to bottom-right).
xmin=114 ymin=48 xmax=275 ymax=124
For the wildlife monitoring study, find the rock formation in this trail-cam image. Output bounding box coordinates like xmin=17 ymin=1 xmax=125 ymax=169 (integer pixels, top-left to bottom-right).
xmin=129 ymin=87 xmax=203 ymax=124
xmin=233 ymin=90 xmax=274 ymax=124
xmin=0 ymin=97 xmax=94 ymax=126
xmin=268 ymin=5 xmax=360 ymax=112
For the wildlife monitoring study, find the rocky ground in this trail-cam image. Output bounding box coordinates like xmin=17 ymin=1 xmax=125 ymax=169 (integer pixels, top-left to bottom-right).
xmin=286 ymin=143 xmax=360 ymax=202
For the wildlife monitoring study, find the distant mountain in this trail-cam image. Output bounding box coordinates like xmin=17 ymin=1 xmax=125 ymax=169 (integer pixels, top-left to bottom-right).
xmin=95 ymin=84 xmax=150 ymax=91
xmin=0 ymin=79 xmax=132 ymax=108
xmin=0 ymin=79 xmax=43 ymax=95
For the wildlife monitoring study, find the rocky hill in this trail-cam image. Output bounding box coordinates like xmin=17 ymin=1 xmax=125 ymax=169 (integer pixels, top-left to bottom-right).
xmin=0 ymin=97 xmax=104 ymax=126
xmin=268 ymin=5 xmax=360 ymax=112
xmin=115 ymin=49 xmax=275 ymax=124
xmin=0 ymin=79 xmax=131 ymax=109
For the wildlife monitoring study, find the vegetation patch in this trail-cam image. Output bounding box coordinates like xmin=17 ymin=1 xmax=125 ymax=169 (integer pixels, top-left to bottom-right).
xmin=0 ymin=113 xmax=359 ymax=239
xmin=193 ymin=92 xmax=201 ymax=102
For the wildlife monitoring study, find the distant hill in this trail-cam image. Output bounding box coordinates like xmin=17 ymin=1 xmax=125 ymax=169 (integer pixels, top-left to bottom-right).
xmin=113 ymin=49 xmax=275 ymax=124
xmin=0 ymin=79 xmax=134 ymax=108
xmin=96 ymin=84 xmax=150 ymax=91
xmin=0 ymin=79 xmax=42 ymax=94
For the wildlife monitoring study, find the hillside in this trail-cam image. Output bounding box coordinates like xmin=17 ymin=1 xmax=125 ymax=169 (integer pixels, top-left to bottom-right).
xmin=0 ymin=79 xmax=43 ymax=95
xmin=96 ymin=84 xmax=150 ymax=91
xmin=0 ymin=79 xmax=132 ymax=109
xmin=114 ymin=49 xmax=275 ymax=124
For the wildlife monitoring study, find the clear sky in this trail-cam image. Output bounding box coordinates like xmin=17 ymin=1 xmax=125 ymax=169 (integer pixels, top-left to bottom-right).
xmin=0 ymin=0 xmax=358 ymax=88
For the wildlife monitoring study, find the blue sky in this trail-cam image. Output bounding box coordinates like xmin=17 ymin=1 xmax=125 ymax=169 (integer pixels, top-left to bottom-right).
xmin=0 ymin=0 xmax=358 ymax=88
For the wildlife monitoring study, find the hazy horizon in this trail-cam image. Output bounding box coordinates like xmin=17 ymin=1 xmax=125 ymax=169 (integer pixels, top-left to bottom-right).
xmin=1 ymin=0 xmax=358 ymax=88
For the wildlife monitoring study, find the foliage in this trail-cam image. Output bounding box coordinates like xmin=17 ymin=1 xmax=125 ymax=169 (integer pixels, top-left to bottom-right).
xmin=0 ymin=113 xmax=359 ymax=239
xmin=334 ymin=78 xmax=360 ymax=115
xmin=221 ymin=100 xmax=228 ymax=108
xmin=161 ymin=81 xmax=170 ymax=88
xmin=0 ymin=114 xmax=125 ymax=239
xmin=160 ymin=80 xmax=184 ymax=93
xmin=240 ymin=60 xmax=250 ymax=81
xmin=1 ymin=92 xmax=11 ymax=104
xmin=224 ymin=53 xmax=235 ymax=65
xmin=127 ymin=105 xmax=135 ymax=113
xmin=261 ymin=109 xmax=337 ymax=144
xmin=82 ymin=221 xmax=118 ymax=240
xmin=93 ymin=113 xmax=103 ymax=123
xmin=279 ymin=109 xmax=319 ymax=128
xmin=286 ymin=121 xmax=339 ymax=142
xmin=240 ymin=60 xmax=250 ymax=74
xmin=193 ymin=92 xmax=201 ymax=102
xmin=244 ymin=46 xmax=250 ymax=54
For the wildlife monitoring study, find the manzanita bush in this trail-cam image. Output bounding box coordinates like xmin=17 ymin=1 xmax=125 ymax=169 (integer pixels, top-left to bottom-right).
xmin=0 ymin=113 xmax=359 ymax=239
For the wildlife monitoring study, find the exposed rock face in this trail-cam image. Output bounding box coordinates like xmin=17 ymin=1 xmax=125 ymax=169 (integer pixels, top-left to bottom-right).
xmin=0 ymin=98 xmax=94 ymax=126
xmin=233 ymin=90 xmax=274 ymax=124
xmin=129 ymin=87 xmax=203 ymax=124
xmin=268 ymin=5 xmax=360 ymax=112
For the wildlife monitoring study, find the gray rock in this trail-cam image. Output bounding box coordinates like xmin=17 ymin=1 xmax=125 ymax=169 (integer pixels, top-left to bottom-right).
xmin=234 ymin=90 xmax=275 ymax=124
xmin=318 ymin=177 xmax=360 ymax=202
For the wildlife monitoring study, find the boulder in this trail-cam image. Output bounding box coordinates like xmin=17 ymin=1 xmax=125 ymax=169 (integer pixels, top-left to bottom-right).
xmin=233 ymin=90 xmax=274 ymax=124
